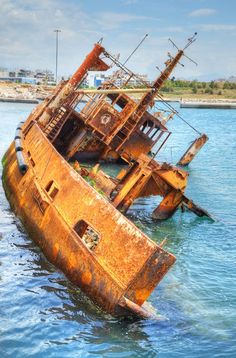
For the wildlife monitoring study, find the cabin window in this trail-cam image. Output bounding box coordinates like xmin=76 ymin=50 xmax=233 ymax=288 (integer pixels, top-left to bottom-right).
xmin=151 ymin=128 xmax=162 ymax=141
xmin=148 ymin=127 xmax=157 ymax=138
xmin=76 ymin=100 xmax=87 ymax=112
xmin=45 ymin=180 xmax=59 ymax=200
xmin=105 ymin=97 xmax=112 ymax=105
xmin=140 ymin=120 xmax=154 ymax=134
xmin=140 ymin=121 xmax=161 ymax=139
xmin=148 ymin=127 xmax=161 ymax=140
xmin=74 ymin=220 xmax=100 ymax=251
xmin=113 ymin=103 xmax=123 ymax=113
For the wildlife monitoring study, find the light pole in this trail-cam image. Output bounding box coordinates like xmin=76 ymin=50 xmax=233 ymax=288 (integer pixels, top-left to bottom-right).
xmin=54 ymin=29 xmax=61 ymax=84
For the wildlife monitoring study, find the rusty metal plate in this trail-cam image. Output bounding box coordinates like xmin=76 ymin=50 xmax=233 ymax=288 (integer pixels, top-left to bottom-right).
xmin=89 ymin=103 xmax=120 ymax=136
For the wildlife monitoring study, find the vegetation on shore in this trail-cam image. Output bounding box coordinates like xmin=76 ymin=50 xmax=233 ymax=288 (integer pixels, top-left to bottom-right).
xmin=1 ymin=80 xmax=236 ymax=101
xmin=127 ymin=79 xmax=236 ymax=100
xmin=159 ymin=80 xmax=236 ymax=100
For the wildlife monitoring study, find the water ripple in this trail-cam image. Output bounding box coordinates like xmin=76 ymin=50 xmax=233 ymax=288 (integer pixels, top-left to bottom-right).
xmin=0 ymin=103 xmax=236 ymax=357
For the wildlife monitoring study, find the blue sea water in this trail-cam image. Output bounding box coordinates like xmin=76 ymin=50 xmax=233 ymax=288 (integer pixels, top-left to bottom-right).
xmin=0 ymin=102 xmax=235 ymax=357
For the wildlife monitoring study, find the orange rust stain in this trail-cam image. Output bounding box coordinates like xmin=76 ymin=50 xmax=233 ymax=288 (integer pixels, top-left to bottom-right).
xmin=152 ymin=190 xmax=183 ymax=220
xmin=68 ymin=253 xmax=77 ymax=271
xmin=81 ymin=271 xmax=92 ymax=285
xmin=52 ymin=243 xmax=60 ymax=260
xmin=135 ymin=288 xmax=150 ymax=304
xmin=3 ymin=40 xmax=210 ymax=317
xmin=178 ymin=134 xmax=208 ymax=166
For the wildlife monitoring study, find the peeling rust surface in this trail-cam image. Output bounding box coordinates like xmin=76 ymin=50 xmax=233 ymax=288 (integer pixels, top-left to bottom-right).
xmin=3 ymin=124 xmax=176 ymax=317
xmin=177 ymin=134 xmax=209 ymax=166
xmin=2 ymin=41 xmax=212 ymax=318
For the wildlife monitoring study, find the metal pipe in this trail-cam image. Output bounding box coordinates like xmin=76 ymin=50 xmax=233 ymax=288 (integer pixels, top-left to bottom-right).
xmin=76 ymin=88 xmax=154 ymax=95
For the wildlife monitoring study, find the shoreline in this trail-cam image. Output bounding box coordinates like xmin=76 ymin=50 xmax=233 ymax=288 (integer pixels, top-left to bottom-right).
xmin=180 ymin=99 xmax=236 ymax=109
xmin=1 ymin=82 xmax=236 ymax=108
xmin=0 ymin=97 xmax=40 ymax=104
xmin=0 ymin=82 xmax=53 ymax=104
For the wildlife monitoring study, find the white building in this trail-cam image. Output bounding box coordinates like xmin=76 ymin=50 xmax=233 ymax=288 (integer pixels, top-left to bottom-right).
xmin=111 ymin=71 xmax=149 ymax=87
xmin=85 ymin=72 xmax=108 ymax=87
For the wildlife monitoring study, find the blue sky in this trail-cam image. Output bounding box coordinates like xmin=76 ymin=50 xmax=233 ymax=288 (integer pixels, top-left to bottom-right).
xmin=0 ymin=0 xmax=235 ymax=80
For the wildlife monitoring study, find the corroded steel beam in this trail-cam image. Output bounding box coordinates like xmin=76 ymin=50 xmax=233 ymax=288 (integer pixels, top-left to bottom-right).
xmin=152 ymin=190 xmax=214 ymax=220
xmin=68 ymin=45 xmax=108 ymax=87
xmin=177 ymin=134 xmax=208 ymax=166
xmin=129 ymin=50 xmax=184 ymax=125
xmin=38 ymin=43 xmax=108 ymax=127
xmin=95 ymin=50 xmax=185 ymax=159
xmin=28 ymin=42 xmax=211 ymax=224
xmin=152 ymin=190 xmax=183 ymax=220
xmin=77 ymin=88 xmax=154 ymax=95
xmin=182 ymin=196 xmax=213 ymax=219
xmin=110 ymin=156 xmax=188 ymax=217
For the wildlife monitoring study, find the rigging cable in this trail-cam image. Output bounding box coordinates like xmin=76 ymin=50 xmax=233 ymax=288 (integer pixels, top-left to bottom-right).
xmin=154 ymin=92 xmax=202 ymax=135
xmin=122 ymin=34 xmax=149 ymax=66
xmin=104 ymin=36 xmax=202 ymax=135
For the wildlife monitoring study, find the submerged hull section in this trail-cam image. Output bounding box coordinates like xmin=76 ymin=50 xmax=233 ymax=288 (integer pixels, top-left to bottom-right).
xmin=2 ymin=120 xmax=175 ymax=318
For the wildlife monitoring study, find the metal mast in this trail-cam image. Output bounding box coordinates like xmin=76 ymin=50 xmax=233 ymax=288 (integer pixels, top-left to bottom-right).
xmin=54 ymin=29 xmax=61 ymax=84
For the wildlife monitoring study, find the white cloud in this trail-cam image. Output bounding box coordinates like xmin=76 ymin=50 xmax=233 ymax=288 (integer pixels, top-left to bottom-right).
xmin=122 ymin=0 xmax=138 ymax=4
xmin=0 ymin=0 xmax=235 ymax=80
xmin=164 ymin=26 xmax=184 ymax=33
xmin=189 ymin=8 xmax=217 ymax=17
xmin=95 ymin=12 xmax=157 ymax=30
xmin=200 ymin=24 xmax=236 ymax=31
xmin=0 ymin=0 xmax=102 ymax=72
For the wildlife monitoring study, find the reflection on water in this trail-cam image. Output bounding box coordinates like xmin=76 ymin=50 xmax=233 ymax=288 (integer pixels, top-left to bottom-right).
xmin=0 ymin=102 xmax=236 ymax=357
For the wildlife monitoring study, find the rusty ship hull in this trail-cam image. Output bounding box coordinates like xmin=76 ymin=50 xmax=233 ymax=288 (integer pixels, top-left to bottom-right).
xmin=2 ymin=119 xmax=175 ymax=318
xmin=2 ymin=38 xmax=211 ymax=318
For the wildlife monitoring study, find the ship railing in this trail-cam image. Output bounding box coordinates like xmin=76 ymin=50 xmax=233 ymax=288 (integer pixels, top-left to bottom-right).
xmin=152 ymin=130 xmax=172 ymax=159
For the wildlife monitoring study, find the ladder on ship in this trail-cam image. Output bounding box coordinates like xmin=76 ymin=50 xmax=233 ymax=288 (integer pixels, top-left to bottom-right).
xmin=44 ymin=106 xmax=69 ymax=142
xmin=109 ymin=116 xmax=137 ymax=152
xmin=108 ymin=92 xmax=153 ymax=153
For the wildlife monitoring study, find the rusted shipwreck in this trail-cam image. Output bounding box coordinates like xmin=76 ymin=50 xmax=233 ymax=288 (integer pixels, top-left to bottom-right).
xmin=2 ymin=40 xmax=210 ymax=318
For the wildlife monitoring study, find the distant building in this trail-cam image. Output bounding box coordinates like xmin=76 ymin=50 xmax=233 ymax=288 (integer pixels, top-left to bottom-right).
xmin=0 ymin=76 xmax=37 ymax=84
xmin=21 ymin=77 xmax=37 ymax=84
xmin=0 ymin=69 xmax=9 ymax=78
xmin=17 ymin=69 xmax=34 ymax=78
xmin=83 ymin=71 xmax=150 ymax=88
xmin=85 ymin=72 xmax=108 ymax=87
xmin=108 ymin=71 xmax=150 ymax=87
xmin=9 ymin=71 xmax=16 ymax=78
xmin=0 ymin=67 xmax=55 ymax=85
xmin=34 ymin=70 xmax=55 ymax=84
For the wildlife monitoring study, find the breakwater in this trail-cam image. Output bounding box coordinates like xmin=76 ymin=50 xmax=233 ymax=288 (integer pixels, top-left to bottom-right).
xmin=180 ymin=99 xmax=236 ymax=109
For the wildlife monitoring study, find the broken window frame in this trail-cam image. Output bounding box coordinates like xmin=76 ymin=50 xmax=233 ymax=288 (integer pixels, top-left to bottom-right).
xmin=73 ymin=219 xmax=101 ymax=251
xmin=45 ymin=180 xmax=59 ymax=200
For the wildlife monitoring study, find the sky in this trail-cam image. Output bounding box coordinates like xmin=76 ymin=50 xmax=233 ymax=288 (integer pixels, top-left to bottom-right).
xmin=0 ymin=0 xmax=236 ymax=80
